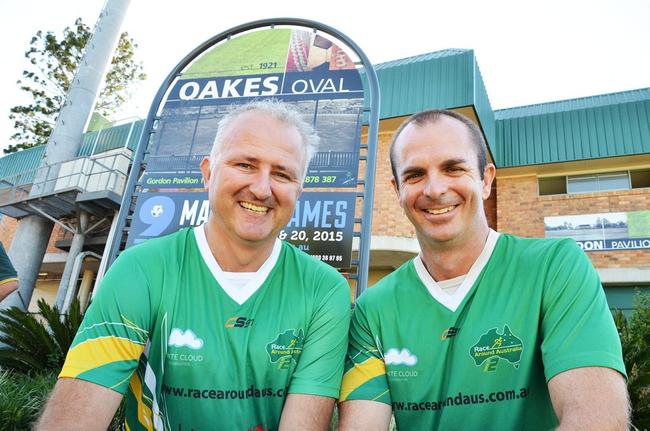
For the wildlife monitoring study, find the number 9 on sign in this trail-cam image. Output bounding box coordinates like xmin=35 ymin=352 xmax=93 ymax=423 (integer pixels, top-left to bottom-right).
xmin=138 ymin=196 xmax=176 ymax=238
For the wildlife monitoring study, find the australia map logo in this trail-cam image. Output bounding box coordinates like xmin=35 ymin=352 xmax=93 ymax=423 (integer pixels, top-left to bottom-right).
xmin=266 ymin=329 xmax=304 ymax=369
xmin=469 ymin=325 xmax=523 ymax=372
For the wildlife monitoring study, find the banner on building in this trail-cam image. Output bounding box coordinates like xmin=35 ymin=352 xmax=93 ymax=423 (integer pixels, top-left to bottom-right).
xmin=128 ymin=190 xmax=356 ymax=268
xmin=544 ymin=210 xmax=650 ymax=251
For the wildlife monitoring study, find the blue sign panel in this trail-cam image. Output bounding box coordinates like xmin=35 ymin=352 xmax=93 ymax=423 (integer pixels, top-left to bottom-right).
xmin=127 ymin=190 xmax=356 ymax=268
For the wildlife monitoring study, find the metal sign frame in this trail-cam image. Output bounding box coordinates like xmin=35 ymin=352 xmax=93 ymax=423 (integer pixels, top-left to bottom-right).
xmin=105 ymin=18 xmax=380 ymax=299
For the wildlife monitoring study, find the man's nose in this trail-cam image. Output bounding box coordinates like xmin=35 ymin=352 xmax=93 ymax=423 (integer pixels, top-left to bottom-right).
xmin=249 ymin=171 xmax=273 ymax=200
xmin=423 ymin=172 xmax=449 ymax=198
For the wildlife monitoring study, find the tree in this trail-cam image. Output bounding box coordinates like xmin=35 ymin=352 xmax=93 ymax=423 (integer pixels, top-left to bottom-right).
xmin=613 ymin=293 xmax=650 ymax=429
xmin=7 ymin=18 xmax=146 ymax=154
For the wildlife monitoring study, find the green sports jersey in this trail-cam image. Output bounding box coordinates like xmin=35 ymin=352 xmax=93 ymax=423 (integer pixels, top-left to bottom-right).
xmin=341 ymin=234 xmax=625 ymax=430
xmin=60 ymin=227 xmax=350 ymax=431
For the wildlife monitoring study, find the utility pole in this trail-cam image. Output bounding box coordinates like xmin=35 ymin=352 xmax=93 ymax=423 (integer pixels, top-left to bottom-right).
xmin=3 ymin=0 xmax=132 ymax=311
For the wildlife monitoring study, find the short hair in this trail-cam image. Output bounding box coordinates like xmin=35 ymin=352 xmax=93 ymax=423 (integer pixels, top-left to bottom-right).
xmin=210 ymin=99 xmax=319 ymax=180
xmin=389 ymin=109 xmax=488 ymax=184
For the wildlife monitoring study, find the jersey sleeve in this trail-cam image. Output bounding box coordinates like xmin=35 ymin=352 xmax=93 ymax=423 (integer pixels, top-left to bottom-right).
xmin=287 ymin=273 xmax=351 ymax=398
xmin=59 ymin=248 xmax=154 ymax=394
xmin=339 ymin=295 xmax=391 ymax=405
xmin=0 ymin=242 xmax=18 ymax=284
xmin=540 ymin=239 xmax=626 ymax=381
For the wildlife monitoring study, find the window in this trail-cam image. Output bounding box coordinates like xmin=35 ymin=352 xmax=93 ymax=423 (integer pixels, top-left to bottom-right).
xmin=538 ymin=176 xmax=567 ymax=195
xmin=567 ymin=172 xmax=629 ymax=194
xmin=539 ymin=169 xmax=650 ymax=196
xmin=631 ymin=169 xmax=650 ymax=188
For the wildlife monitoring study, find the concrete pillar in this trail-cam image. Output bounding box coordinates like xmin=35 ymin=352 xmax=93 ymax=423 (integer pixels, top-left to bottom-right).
xmin=77 ymin=269 xmax=95 ymax=312
xmin=5 ymin=0 xmax=131 ymax=311
xmin=2 ymin=217 xmax=53 ymax=311
xmin=56 ymin=211 xmax=89 ymax=310
xmin=42 ymin=0 xmax=132 ymax=166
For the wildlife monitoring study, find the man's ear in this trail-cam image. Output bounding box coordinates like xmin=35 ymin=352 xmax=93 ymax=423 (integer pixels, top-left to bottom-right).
xmin=391 ymin=176 xmax=400 ymax=199
xmin=482 ymin=163 xmax=496 ymax=200
xmin=200 ymin=157 xmax=212 ymax=189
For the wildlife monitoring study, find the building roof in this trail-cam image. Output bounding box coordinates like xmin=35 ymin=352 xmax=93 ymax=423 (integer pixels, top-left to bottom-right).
xmin=495 ymin=88 xmax=650 ymax=168
xmin=362 ymin=49 xmax=496 ymax=155
xmin=0 ymin=120 xmax=143 ymax=183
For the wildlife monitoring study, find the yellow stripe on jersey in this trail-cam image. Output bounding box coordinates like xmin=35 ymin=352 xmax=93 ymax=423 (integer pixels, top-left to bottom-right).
xmin=0 ymin=277 xmax=18 ymax=285
xmin=339 ymin=356 xmax=386 ymax=401
xmin=129 ymin=372 xmax=154 ymax=431
xmin=60 ymin=336 xmax=145 ymax=378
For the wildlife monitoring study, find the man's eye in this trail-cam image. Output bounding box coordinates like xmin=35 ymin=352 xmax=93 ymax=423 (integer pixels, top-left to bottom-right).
xmin=274 ymin=172 xmax=291 ymax=180
xmin=446 ymin=166 xmax=464 ymax=173
xmin=237 ymin=163 xmax=253 ymax=169
xmin=404 ymin=172 xmax=423 ymax=182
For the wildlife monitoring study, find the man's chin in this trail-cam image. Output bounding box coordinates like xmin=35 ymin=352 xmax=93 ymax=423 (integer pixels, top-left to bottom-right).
xmin=418 ymin=226 xmax=463 ymax=245
xmin=234 ymin=228 xmax=277 ymax=246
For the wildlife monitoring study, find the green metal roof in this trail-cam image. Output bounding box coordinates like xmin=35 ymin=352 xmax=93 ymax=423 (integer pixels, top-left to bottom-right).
xmin=495 ymin=88 xmax=650 ymax=168
xmin=0 ymin=145 xmax=45 ymax=184
xmin=362 ymin=49 xmax=496 ymax=155
xmin=78 ymin=120 xmax=144 ymax=156
xmin=0 ymin=120 xmax=143 ymax=184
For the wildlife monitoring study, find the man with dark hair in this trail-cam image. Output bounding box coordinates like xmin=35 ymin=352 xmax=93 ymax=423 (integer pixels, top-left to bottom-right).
xmin=38 ymin=100 xmax=351 ymax=431
xmin=339 ymin=109 xmax=628 ymax=429
xmin=0 ymin=242 xmax=19 ymax=302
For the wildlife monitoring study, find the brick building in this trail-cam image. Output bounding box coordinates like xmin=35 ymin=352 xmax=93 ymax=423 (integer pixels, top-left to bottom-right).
xmin=1 ymin=49 xmax=649 ymax=312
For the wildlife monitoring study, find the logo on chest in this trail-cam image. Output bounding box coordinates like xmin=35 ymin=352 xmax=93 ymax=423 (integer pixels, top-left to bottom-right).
xmin=225 ymin=316 xmax=255 ymax=328
xmin=384 ymin=347 xmax=419 ymax=380
xmin=266 ymin=329 xmax=304 ymax=369
xmin=167 ymin=328 xmax=205 ymax=364
xmin=441 ymin=326 xmax=460 ymax=340
xmin=469 ymin=325 xmax=523 ymax=373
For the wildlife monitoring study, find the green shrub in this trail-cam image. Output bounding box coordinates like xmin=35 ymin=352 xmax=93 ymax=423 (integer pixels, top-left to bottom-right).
xmin=0 ymin=299 xmax=125 ymax=429
xmin=0 ymin=368 xmax=57 ymax=430
xmin=614 ymin=293 xmax=650 ymax=429
xmin=0 ymin=298 xmax=83 ymax=374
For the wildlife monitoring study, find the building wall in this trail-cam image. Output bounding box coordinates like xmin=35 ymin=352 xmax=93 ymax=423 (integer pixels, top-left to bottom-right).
xmin=28 ymin=279 xmax=59 ymax=312
xmin=496 ymin=174 xmax=650 ymax=268
xmin=0 ymin=215 xmax=67 ymax=254
xmin=371 ymin=131 xmax=415 ymax=238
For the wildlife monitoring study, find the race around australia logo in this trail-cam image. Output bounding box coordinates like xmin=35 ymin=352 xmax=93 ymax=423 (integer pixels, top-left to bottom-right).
xmin=470 ymin=325 xmax=523 ymax=372
xmin=266 ymin=329 xmax=304 ymax=369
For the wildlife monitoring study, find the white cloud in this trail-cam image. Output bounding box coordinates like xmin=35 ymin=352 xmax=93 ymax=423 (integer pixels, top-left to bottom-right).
xmin=168 ymin=328 xmax=203 ymax=349
xmin=384 ymin=348 xmax=417 ymax=366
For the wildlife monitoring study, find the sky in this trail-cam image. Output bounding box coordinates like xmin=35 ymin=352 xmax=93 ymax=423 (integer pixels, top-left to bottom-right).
xmin=1 ymin=0 xmax=649 ymax=152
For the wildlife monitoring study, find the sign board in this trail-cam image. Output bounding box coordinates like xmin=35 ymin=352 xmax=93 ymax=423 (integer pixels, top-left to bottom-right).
xmin=544 ymin=210 xmax=650 ymax=251
xmin=146 ymin=28 xmax=363 ymax=188
xmin=123 ymin=26 xmax=367 ymax=268
xmin=128 ymin=190 xmax=356 ymax=267
xmin=108 ymin=18 xmax=379 ymax=295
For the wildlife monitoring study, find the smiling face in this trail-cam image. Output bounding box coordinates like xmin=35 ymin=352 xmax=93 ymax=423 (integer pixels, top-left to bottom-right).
xmin=200 ymin=110 xmax=306 ymax=250
xmin=391 ymin=115 xmax=495 ymax=251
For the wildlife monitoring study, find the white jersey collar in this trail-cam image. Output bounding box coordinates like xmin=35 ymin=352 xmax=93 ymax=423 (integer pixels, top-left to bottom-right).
xmin=193 ymin=224 xmax=282 ymax=305
xmin=414 ymin=229 xmax=500 ymax=312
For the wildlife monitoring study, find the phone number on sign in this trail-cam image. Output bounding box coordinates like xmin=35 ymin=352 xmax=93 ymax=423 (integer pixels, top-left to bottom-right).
xmin=304 ymin=176 xmax=337 ymax=184
xmin=312 ymin=254 xmax=343 ymax=262
xmin=279 ymin=230 xmax=344 ymax=242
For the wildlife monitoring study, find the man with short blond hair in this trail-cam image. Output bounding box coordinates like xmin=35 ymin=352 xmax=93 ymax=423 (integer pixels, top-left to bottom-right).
xmin=38 ymin=100 xmax=350 ymax=431
xmin=339 ymin=109 xmax=628 ymax=430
